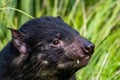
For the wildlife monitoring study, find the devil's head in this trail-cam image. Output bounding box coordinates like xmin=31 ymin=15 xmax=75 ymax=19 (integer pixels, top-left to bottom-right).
xmin=9 ymin=16 xmax=94 ymax=79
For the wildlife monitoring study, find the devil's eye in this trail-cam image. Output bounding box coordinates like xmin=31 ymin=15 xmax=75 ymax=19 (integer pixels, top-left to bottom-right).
xmin=52 ymin=40 xmax=60 ymax=45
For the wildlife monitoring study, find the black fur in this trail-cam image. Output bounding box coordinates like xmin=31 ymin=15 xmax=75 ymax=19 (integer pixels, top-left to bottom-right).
xmin=0 ymin=16 xmax=94 ymax=80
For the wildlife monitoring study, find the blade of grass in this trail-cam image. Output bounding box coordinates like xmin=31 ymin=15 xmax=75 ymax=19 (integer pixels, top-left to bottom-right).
xmin=0 ymin=7 xmax=34 ymax=19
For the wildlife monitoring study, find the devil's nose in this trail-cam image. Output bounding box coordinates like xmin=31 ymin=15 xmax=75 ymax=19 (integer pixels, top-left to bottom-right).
xmin=82 ymin=41 xmax=95 ymax=55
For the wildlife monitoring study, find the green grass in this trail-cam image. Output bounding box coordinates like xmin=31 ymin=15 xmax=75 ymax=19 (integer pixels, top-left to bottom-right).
xmin=0 ymin=0 xmax=120 ymax=80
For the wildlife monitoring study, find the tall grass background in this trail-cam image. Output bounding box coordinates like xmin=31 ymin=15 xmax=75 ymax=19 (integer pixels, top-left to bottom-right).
xmin=0 ymin=0 xmax=120 ymax=80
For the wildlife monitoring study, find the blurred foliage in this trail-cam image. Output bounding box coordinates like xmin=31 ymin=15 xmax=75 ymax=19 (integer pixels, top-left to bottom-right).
xmin=0 ymin=0 xmax=120 ymax=80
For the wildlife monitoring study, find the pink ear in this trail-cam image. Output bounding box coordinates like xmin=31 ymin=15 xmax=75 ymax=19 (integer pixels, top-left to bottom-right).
xmin=8 ymin=28 xmax=27 ymax=54
xmin=8 ymin=28 xmax=24 ymax=38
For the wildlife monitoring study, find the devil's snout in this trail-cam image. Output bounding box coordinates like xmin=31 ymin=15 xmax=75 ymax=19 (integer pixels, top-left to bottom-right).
xmin=82 ymin=41 xmax=94 ymax=56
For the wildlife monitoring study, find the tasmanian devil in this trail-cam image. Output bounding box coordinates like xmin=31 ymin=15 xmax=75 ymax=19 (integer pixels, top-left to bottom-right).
xmin=0 ymin=16 xmax=94 ymax=80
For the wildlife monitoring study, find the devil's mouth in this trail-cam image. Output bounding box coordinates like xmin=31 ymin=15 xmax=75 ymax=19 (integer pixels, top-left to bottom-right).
xmin=56 ymin=45 xmax=94 ymax=70
xmin=57 ymin=55 xmax=91 ymax=70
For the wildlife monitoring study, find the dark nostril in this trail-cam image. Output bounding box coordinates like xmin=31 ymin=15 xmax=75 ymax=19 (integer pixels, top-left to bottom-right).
xmin=83 ymin=41 xmax=94 ymax=54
